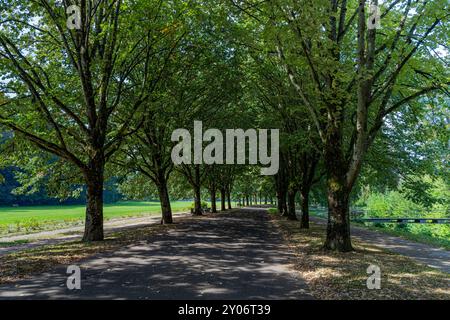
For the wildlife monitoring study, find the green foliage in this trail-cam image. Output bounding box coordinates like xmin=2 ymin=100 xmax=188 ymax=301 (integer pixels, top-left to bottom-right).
xmin=0 ymin=0 xmax=448 ymax=249
xmin=358 ymin=176 xmax=449 ymax=218
xmin=363 ymin=191 xmax=423 ymax=218
xmin=355 ymin=177 xmax=450 ymax=248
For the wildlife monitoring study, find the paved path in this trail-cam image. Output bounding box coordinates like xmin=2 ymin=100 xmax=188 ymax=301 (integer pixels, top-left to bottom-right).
xmin=308 ymin=216 xmax=450 ymax=274
xmin=0 ymin=209 xmax=312 ymax=300
xmin=0 ymin=213 xmax=190 ymax=256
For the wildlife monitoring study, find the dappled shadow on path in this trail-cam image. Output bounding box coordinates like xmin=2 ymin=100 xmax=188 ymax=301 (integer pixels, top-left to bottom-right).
xmin=0 ymin=209 xmax=312 ymax=300
xmin=310 ymin=216 xmax=450 ymax=274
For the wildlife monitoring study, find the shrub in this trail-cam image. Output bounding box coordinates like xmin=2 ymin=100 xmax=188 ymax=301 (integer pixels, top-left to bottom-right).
xmin=365 ymin=191 xmax=423 ymax=218
xmin=357 ymin=187 xmax=450 ymax=247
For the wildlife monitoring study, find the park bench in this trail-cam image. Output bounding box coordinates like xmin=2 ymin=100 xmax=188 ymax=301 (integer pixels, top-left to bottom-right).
xmin=190 ymin=206 xmax=211 ymax=214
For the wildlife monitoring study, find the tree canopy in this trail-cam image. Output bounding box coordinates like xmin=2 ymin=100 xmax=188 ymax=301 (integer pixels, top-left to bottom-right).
xmin=0 ymin=0 xmax=448 ymax=251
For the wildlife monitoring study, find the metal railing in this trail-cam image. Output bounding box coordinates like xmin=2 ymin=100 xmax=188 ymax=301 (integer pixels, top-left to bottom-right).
xmin=309 ymin=206 xmax=450 ymax=224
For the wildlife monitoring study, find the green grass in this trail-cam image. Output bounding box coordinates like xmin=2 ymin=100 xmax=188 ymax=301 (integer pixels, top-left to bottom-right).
xmin=309 ymin=209 xmax=450 ymax=250
xmin=354 ymin=222 xmax=450 ymax=250
xmin=0 ymin=239 xmax=29 ymax=247
xmin=0 ymin=201 xmax=192 ymax=235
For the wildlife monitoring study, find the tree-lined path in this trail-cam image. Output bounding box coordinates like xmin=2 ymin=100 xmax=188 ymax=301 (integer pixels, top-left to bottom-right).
xmin=0 ymin=209 xmax=313 ymax=300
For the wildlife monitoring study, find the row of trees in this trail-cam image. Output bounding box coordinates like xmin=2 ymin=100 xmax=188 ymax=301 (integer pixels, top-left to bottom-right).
xmin=0 ymin=0 xmax=241 ymax=240
xmin=0 ymin=0 xmax=448 ymax=251
xmin=228 ymin=0 xmax=449 ymax=251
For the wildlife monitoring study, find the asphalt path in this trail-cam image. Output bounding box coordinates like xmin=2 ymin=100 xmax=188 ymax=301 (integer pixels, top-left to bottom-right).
xmin=0 ymin=208 xmax=313 ymax=300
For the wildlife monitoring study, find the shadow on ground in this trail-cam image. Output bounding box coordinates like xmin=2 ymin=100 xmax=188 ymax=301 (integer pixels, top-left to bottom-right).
xmin=0 ymin=209 xmax=312 ymax=300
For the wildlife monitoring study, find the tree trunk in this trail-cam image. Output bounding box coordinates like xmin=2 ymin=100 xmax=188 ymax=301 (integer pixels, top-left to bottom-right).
xmin=275 ymin=171 xmax=288 ymax=215
xmin=220 ymin=188 xmax=226 ymax=211
xmin=157 ymin=177 xmax=173 ymax=224
xmin=210 ymin=186 xmax=217 ymax=213
xmin=287 ymin=189 xmax=298 ymax=220
xmin=324 ymin=186 xmax=352 ymax=251
xmin=277 ymin=190 xmax=288 ymax=215
xmin=83 ymin=163 xmax=104 ymax=242
xmin=323 ymin=131 xmax=353 ymax=252
xmin=276 ymin=191 xmax=283 ymax=214
xmin=193 ymin=184 xmax=202 ymax=215
xmin=227 ymin=190 xmax=232 ymax=209
xmin=193 ymin=165 xmax=202 ymax=215
xmin=300 ymin=188 xmax=310 ymax=229
xmin=282 ymin=195 xmax=288 ymax=215
xmin=246 ymin=195 xmax=249 ymax=206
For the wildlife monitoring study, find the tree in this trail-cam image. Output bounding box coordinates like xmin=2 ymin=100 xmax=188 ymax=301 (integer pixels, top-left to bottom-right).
xmin=205 ymin=165 xmax=219 ymax=213
xmin=230 ymin=0 xmax=449 ymax=251
xmin=112 ymin=1 xmax=203 ymax=223
xmin=247 ymin=45 xmax=323 ymax=225
xmin=0 ymin=0 xmax=177 ymax=240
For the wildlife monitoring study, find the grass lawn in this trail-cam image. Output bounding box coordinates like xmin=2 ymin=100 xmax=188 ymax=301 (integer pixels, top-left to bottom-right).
xmin=0 ymin=201 xmax=192 ymax=235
